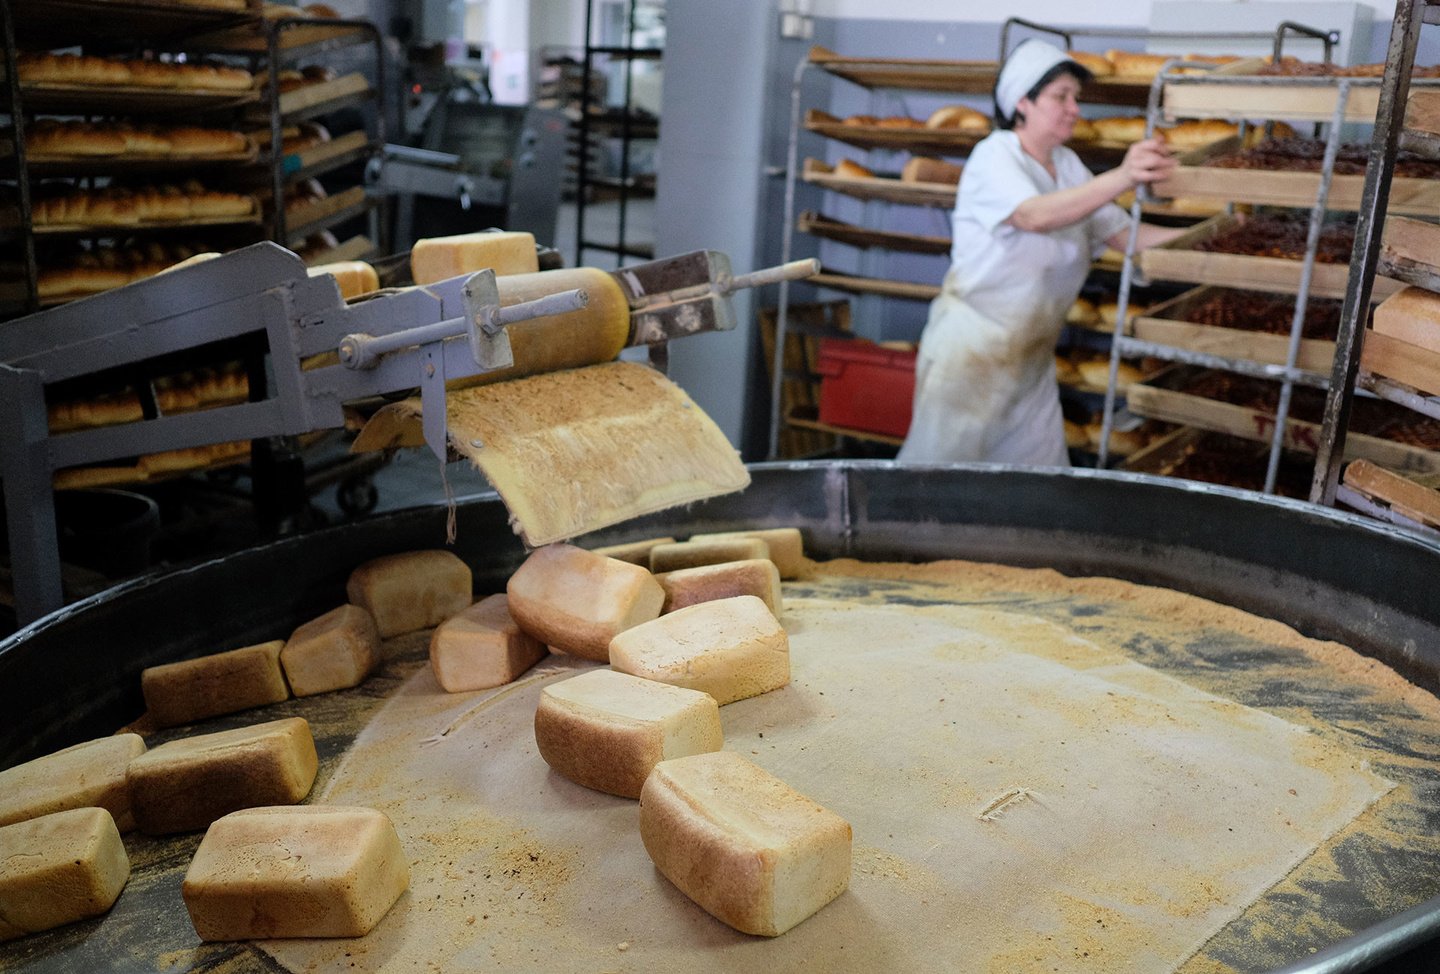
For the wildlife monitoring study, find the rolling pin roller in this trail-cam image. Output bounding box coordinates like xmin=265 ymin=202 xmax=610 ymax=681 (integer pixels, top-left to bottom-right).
xmin=348 ymin=251 xmax=821 ymax=547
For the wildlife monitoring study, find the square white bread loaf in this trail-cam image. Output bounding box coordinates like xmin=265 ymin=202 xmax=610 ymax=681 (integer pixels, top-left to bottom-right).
xmin=590 ymin=536 xmax=676 ymax=567
xmin=127 ymin=717 xmax=318 ymax=835
xmin=0 ymin=733 xmax=146 ymax=831
xmin=639 ymin=751 xmax=852 ymax=937
xmin=506 ymin=543 xmax=664 ymax=662
xmin=656 ymin=558 xmax=782 ymax=616
xmin=534 ymin=669 xmax=723 ymax=798
xmin=281 ymin=604 xmax=381 ymax=697
xmin=649 ymin=538 xmax=770 ymax=574
xmin=183 ymin=805 xmax=410 ymax=940
xmin=608 ymin=595 xmax=789 ymax=705
xmin=410 ymin=230 xmax=538 ymax=285
xmin=687 ymin=529 xmax=805 ymax=579
xmin=141 ymin=640 xmax=290 ymax=727
xmin=429 ymin=593 xmax=547 ymax=692
xmin=0 ymin=807 xmax=130 ymax=942
xmin=346 ymin=550 xmax=473 ymax=637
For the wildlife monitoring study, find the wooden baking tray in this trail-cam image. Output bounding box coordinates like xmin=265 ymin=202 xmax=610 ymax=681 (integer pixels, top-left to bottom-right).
xmin=1139 ymin=214 xmax=1404 ymax=301
xmin=1127 ymin=366 xmax=1440 ymax=474
xmin=1363 ymin=329 xmax=1440 ymax=398
xmin=1379 ymin=215 xmax=1440 ymax=291
xmin=801 ymin=159 xmax=957 ymax=208
xmin=249 ymin=72 xmax=372 ymax=123
xmin=1162 ymin=68 xmax=1440 ymax=124
xmin=807 ymin=45 xmax=997 ymax=94
xmin=277 ymin=129 xmax=373 ymax=179
xmin=811 ymin=270 xmax=940 ymax=302
xmin=804 ymin=110 xmax=984 ymax=157
xmin=1153 ymin=136 xmax=1440 ymax=216
xmin=1343 ymin=458 xmax=1440 ymax=529
xmin=1132 ymin=285 xmax=1338 ymax=372
xmin=284 ymin=185 xmax=369 ymax=240
xmin=18 ymin=83 xmax=258 ymax=116
xmin=191 ymin=18 xmax=371 ymax=54
xmin=30 ymin=197 xmax=262 ymax=236
xmin=798 ymin=211 xmax=950 ymax=256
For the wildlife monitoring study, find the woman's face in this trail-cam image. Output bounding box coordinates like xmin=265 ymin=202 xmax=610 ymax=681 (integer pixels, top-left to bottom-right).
xmin=1016 ymin=73 xmax=1082 ymax=146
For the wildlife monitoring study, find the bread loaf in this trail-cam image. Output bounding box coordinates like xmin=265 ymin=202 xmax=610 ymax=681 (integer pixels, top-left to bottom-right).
xmin=900 ymin=156 xmax=963 ymax=185
xmin=638 ymin=751 xmax=852 ymax=937
xmin=534 ymin=669 xmax=723 ymax=798
xmin=650 ymin=537 xmax=770 ymax=574
xmin=657 ymin=559 xmax=783 ymax=616
xmin=308 ymin=259 xmax=379 ymax=299
xmin=608 ymin=595 xmax=790 ymax=705
xmin=411 ymin=230 xmax=539 ymax=285
xmin=1106 ymin=50 xmax=1172 ymax=80
xmin=0 ymin=734 xmax=146 ymax=832
xmin=832 ymin=159 xmax=875 ymax=179
xmin=141 ymin=640 xmax=289 ymax=727
xmin=924 ymin=105 xmax=990 ymax=133
xmin=346 ymin=550 xmax=473 ymax=637
xmin=1068 ymin=50 xmax=1114 ymax=77
xmin=1374 ymin=286 xmax=1440 ymax=353
xmin=0 ymin=808 xmax=130 ymax=942
xmin=1090 ymin=115 xmax=1149 ymax=144
xmin=1069 ymin=118 xmax=1099 ymax=142
xmin=429 ymin=593 xmax=547 ymax=692
xmin=506 ymin=543 xmax=664 ymax=662
xmin=687 ymin=528 xmax=805 ymax=579
xmin=127 ymin=717 xmax=318 ymax=835
xmin=183 ymin=805 xmax=409 ymax=940
xmin=280 ymin=604 xmax=380 ymax=697
xmin=590 ymin=536 xmax=677 ymax=566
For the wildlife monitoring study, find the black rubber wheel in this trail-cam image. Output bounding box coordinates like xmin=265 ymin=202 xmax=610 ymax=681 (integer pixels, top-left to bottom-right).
xmin=337 ymin=475 xmax=379 ymax=516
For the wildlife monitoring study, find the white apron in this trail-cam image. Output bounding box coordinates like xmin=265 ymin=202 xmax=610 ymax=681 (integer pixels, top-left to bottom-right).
xmin=897 ymin=133 xmax=1127 ymax=466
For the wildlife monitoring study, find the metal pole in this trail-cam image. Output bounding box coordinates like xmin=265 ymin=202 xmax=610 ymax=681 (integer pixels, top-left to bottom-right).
xmin=576 ymin=0 xmax=595 ymax=268
xmin=767 ymin=57 xmax=814 ymax=460
xmin=1310 ymin=0 xmax=1425 ymax=504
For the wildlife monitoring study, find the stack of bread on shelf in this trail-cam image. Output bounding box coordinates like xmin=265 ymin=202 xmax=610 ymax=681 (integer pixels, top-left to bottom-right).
xmin=32 ymin=181 xmax=256 ymax=228
xmin=17 ymin=52 xmax=252 ymax=91
xmin=48 ymin=365 xmax=249 ymax=434
xmin=26 ymin=120 xmax=251 ymax=159
xmin=37 ymin=240 xmax=218 ymax=300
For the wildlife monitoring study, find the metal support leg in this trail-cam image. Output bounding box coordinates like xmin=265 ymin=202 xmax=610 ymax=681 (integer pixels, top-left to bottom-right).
xmin=0 ymin=364 xmax=62 ymax=625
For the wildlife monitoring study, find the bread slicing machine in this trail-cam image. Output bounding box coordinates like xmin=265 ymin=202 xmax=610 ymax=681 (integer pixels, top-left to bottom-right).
xmin=0 ymin=242 xmax=818 ymax=625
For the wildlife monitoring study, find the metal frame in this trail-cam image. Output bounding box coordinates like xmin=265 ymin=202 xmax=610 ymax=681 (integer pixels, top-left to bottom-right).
xmin=1312 ymin=0 xmax=1433 ymax=505
xmin=260 ymin=15 xmax=386 ymax=251
xmin=575 ymin=0 xmax=662 ymax=267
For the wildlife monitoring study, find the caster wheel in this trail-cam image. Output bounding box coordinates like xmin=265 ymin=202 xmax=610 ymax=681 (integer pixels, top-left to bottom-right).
xmin=337 ymin=475 xmax=379 ymax=516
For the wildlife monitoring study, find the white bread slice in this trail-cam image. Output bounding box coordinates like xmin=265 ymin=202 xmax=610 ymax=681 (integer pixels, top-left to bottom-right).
xmin=346 ymin=550 xmax=472 ymax=637
xmin=127 ymin=717 xmax=318 ymax=835
xmin=656 ymin=559 xmax=782 ymax=616
xmin=534 ymin=669 xmax=722 ymax=798
xmin=639 ymin=751 xmax=852 ymax=936
xmin=688 ymin=529 xmax=806 ymax=579
xmin=141 ymin=640 xmax=290 ymax=727
xmin=0 ymin=733 xmax=146 ymax=831
xmin=506 ymin=543 xmax=664 ymax=662
xmin=590 ymin=536 xmax=677 ymax=567
xmin=607 ymin=595 xmax=789 ymax=705
xmin=183 ymin=805 xmax=409 ymax=940
xmin=280 ymin=604 xmax=380 ymax=697
xmin=0 ymin=807 xmax=130 ymax=942
xmin=429 ymin=593 xmax=547 ymax=692
xmin=649 ymin=538 xmax=770 ymax=573
xmin=410 ymin=230 xmax=538 ymax=285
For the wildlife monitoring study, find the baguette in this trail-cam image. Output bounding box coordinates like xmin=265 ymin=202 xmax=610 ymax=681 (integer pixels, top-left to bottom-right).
xmin=924 ymin=105 xmax=991 ymax=132
xmin=1067 ymin=50 xmax=1113 ymax=78
xmin=1105 ymin=50 xmax=1172 ymax=80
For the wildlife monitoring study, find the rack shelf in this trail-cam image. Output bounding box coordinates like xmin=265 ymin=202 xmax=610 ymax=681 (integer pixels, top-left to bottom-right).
xmin=12 ymin=0 xmax=252 ymax=50
xmin=798 ymin=211 xmax=949 ymax=256
xmin=800 ymin=159 xmax=957 ymax=207
xmin=18 ymin=83 xmax=258 ymax=116
xmin=785 ymin=404 xmax=904 ymax=447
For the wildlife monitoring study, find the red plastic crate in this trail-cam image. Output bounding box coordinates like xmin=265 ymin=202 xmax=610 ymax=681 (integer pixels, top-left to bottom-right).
xmin=816 ymin=338 xmax=917 ymax=438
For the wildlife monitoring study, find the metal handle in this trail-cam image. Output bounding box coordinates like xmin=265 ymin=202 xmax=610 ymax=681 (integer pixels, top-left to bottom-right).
xmin=339 ymin=286 xmax=588 ymax=371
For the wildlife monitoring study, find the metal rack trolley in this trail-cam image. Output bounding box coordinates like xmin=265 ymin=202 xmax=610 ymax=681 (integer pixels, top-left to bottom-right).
xmin=766 ymin=17 xmax=1329 ymax=461
xmin=1090 ymin=27 xmax=1440 ymax=494
xmin=1311 ymin=0 xmax=1440 ymax=520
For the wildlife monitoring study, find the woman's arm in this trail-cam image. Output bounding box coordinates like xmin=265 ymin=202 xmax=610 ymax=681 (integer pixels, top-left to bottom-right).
xmin=1007 ymin=138 xmax=1175 ymax=234
xmin=1107 ymin=222 xmax=1188 ymax=251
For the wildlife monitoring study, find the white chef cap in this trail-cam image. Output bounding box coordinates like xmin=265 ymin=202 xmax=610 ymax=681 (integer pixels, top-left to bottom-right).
xmin=994 ymin=39 xmax=1079 ymax=121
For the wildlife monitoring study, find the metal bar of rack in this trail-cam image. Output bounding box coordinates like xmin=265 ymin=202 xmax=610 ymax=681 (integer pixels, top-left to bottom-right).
xmin=1311 ymin=0 xmax=1430 ymax=504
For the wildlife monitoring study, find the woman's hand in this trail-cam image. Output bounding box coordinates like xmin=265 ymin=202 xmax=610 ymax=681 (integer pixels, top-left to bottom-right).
xmin=1120 ymin=137 xmax=1177 ymax=187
